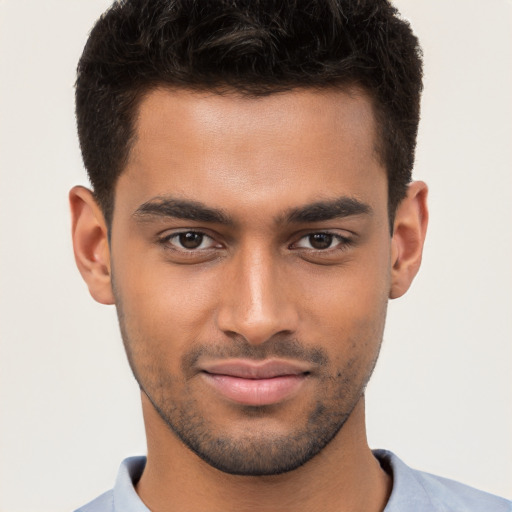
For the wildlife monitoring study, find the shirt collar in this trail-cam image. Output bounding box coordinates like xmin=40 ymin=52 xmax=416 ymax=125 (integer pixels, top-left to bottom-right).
xmin=112 ymin=451 xmax=433 ymax=512
xmin=113 ymin=456 xmax=149 ymax=512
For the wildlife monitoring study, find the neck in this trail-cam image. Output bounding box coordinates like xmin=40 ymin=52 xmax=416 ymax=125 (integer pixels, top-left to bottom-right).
xmin=136 ymin=394 xmax=391 ymax=512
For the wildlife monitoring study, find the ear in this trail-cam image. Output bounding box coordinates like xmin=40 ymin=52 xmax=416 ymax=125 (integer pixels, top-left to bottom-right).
xmin=389 ymin=181 xmax=429 ymax=299
xmin=69 ymin=186 xmax=115 ymax=305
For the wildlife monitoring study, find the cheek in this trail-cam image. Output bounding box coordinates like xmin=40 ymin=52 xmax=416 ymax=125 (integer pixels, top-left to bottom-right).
xmin=295 ymin=251 xmax=391 ymax=366
xmin=300 ymin=254 xmax=390 ymax=325
xmin=113 ymin=254 xmax=222 ymax=356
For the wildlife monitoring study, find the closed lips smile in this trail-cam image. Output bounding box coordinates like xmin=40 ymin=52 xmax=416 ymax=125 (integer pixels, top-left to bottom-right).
xmin=199 ymin=360 xmax=310 ymax=406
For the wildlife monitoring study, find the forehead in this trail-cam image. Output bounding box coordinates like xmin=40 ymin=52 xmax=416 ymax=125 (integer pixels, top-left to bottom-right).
xmin=130 ymin=86 xmax=378 ymax=161
xmin=117 ymin=87 xmax=385 ymax=222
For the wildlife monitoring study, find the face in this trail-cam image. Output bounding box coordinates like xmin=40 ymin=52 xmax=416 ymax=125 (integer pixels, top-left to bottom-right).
xmin=109 ymin=88 xmax=393 ymax=475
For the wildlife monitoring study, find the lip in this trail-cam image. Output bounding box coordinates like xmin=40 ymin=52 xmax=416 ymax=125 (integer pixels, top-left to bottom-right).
xmin=199 ymin=359 xmax=310 ymax=406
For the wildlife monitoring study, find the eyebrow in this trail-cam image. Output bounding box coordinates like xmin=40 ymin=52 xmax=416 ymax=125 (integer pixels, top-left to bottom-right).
xmin=132 ymin=195 xmax=372 ymax=226
xmin=133 ymin=197 xmax=234 ymax=225
xmin=284 ymin=197 xmax=372 ymax=224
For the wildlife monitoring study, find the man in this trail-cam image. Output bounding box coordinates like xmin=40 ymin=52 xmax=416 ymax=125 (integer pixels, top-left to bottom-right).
xmin=70 ymin=1 xmax=511 ymax=511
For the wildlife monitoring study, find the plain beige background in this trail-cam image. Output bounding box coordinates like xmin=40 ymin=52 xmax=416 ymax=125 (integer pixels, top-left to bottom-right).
xmin=0 ymin=1 xmax=511 ymax=510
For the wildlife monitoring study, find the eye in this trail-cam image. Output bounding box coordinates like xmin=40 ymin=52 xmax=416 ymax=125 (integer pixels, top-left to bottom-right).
xmin=294 ymin=232 xmax=349 ymax=250
xmin=163 ymin=231 xmax=219 ymax=250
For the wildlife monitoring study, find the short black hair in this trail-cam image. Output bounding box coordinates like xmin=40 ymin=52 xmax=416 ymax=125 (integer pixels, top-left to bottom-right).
xmin=76 ymin=0 xmax=423 ymax=227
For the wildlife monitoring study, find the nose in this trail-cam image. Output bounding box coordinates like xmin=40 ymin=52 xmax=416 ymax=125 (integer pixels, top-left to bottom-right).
xmin=216 ymin=244 xmax=299 ymax=345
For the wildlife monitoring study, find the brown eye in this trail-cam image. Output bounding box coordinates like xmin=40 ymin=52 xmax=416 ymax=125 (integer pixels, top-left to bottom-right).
xmin=162 ymin=231 xmax=220 ymax=252
xmin=308 ymin=233 xmax=333 ymax=249
xmin=178 ymin=232 xmax=204 ymax=249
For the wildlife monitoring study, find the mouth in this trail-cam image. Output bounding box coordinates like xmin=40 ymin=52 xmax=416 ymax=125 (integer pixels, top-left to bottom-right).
xmin=199 ymin=359 xmax=310 ymax=406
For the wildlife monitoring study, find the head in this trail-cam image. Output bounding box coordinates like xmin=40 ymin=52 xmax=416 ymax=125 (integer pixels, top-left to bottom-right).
xmin=71 ymin=0 xmax=427 ymax=477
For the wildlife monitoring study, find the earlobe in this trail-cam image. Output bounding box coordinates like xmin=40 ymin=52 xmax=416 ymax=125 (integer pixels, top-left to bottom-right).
xmin=69 ymin=186 xmax=115 ymax=305
xmin=389 ymin=181 xmax=428 ymax=299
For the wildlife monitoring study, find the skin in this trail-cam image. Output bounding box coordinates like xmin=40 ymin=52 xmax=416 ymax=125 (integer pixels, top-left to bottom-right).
xmin=70 ymin=87 xmax=428 ymax=512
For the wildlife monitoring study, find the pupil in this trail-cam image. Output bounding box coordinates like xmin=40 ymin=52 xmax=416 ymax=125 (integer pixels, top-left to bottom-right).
xmin=310 ymin=233 xmax=332 ymax=249
xmin=179 ymin=232 xmax=203 ymax=249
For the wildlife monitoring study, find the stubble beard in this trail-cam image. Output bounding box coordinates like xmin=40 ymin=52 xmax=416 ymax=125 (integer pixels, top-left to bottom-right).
xmin=114 ymin=300 xmax=383 ymax=476
xmin=139 ymin=368 xmax=359 ymax=476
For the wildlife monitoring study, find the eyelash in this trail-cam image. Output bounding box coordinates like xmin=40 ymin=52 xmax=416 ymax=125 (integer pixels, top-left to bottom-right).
xmin=158 ymin=230 xmax=353 ymax=254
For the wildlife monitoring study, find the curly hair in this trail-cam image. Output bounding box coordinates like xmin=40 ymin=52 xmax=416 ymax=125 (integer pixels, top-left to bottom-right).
xmin=76 ymin=0 xmax=423 ymax=226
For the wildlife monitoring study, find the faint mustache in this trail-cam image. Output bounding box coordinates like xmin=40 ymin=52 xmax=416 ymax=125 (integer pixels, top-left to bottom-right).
xmin=181 ymin=337 xmax=328 ymax=375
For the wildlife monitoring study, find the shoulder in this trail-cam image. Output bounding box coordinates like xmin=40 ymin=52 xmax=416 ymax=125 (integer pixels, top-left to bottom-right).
xmin=417 ymin=471 xmax=512 ymax=512
xmin=374 ymin=449 xmax=512 ymax=512
xmin=74 ymin=490 xmax=114 ymax=512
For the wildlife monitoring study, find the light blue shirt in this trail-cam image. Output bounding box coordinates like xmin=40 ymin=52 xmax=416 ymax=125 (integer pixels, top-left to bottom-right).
xmin=76 ymin=450 xmax=512 ymax=511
